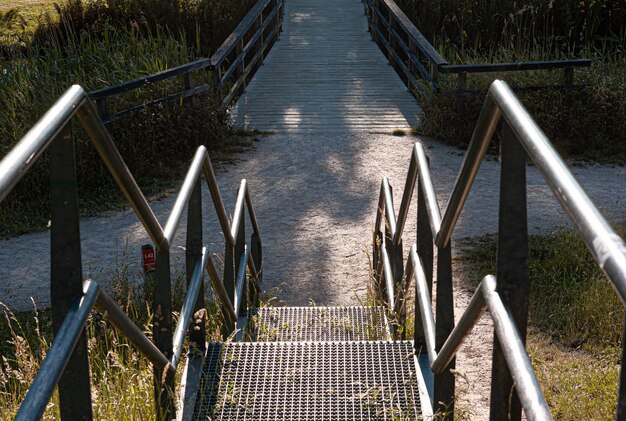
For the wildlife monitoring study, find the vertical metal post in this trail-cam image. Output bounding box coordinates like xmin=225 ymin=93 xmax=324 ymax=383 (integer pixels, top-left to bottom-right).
xmin=564 ymin=67 xmax=574 ymax=87
xmin=434 ymin=243 xmax=455 ymax=419
xmin=223 ymin=239 xmax=235 ymax=338
xmin=50 ymin=125 xmax=94 ymax=420
xmin=456 ymin=72 xmax=467 ymax=114
xmin=236 ymin=208 xmax=246 ymax=316
xmin=617 ymin=317 xmax=626 ymax=420
xmin=415 ymin=178 xmax=434 ymax=349
xmin=489 ymin=120 xmax=529 ymax=421
xmin=186 ymin=179 xmax=205 ymax=350
xmin=184 ymin=73 xmax=196 ymax=100
xmin=153 ymin=246 xmax=174 ymax=420
xmin=95 ymin=98 xmax=109 ymax=122
xmin=250 ymin=229 xmax=262 ymax=307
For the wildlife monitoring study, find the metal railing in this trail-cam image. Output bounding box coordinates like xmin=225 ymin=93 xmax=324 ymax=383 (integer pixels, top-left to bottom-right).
xmin=88 ymin=0 xmax=284 ymax=123
xmin=363 ymin=0 xmax=591 ymax=110
xmin=3 ymin=84 xmax=263 ymax=421
xmin=373 ymin=79 xmax=626 ymax=420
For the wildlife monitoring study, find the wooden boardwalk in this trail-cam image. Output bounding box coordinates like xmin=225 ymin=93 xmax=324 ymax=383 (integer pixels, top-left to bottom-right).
xmin=230 ymin=0 xmax=421 ymax=133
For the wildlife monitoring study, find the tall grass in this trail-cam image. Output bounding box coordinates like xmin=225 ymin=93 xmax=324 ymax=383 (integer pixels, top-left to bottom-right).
xmin=459 ymin=223 xmax=626 ymax=419
xmin=393 ymin=0 xmax=626 ymax=163
xmin=0 ymin=0 xmax=259 ymax=238
xmin=395 ymin=0 xmax=626 ymax=59
xmin=0 ymin=258 xmax=225 ymax=419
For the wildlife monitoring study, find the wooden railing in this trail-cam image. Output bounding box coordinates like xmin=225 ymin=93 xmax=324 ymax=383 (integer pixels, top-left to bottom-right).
xmin=88 ymin=0 xmax=284 ymax=124
xmin=364 ymin=0 xmax=591 ymax=110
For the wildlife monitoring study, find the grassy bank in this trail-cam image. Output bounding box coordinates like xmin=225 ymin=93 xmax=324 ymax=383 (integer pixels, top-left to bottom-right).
xmin=458 ymin=222 xmax=626 ymax=419
xmin=0 ymin=259 xmax=225 ymax=419
xmin=0 ymin=0 xmax=259 ymax=238
xmin=392 ymin=0 xmax=626 ymax=164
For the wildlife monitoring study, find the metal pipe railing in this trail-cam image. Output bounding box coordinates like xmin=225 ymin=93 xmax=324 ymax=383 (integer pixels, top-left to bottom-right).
xmin=0 ymin=86 xmax=86 ymax=204
xmin=205 ymin=252 xmax=238 ymax=324
xmin=382 ymin=177 xmax=397 ymax=236
xmin=405 ymin=244 xmax=551 ymax=420
xmin=202 ymin=154 xmax=235 ymax=247
xmin=409 ymin=246 xmax=437 ymax=364
xmin=94 ymin=286 xmax=173 ymax=376
xmin=171 ymin=247 xmax=211 ymax=369
xmin=3 ymin=80 xmax=265 ymax=420
xmin=435 ymin=94 xmax=501 ymax=248
xmin=414 ymin=143 xmax=442 ymax=237
xmin=231 ymin=180 xmax=248 ymax=242
xmin=489 ymin=81 xmax=626 ymax=304
xmin=481 ymin=276 xmax=552 ymax=421
xmin=233 ymin=246 xmax=249 ymax=317
xmin=373 ymin=79 xmax=626 ymax=420
xmin=14 ymin=280 xmax=100 ymax=421
xmin=75 ymin=96 xmax=168 ymax=250
xmin=245 ymin=188 xmax=263 ymax=246
xmin=163 ymin=147 xmax=207 ymax=246
xmin=393 ymin=154 xmax=418 ymax=245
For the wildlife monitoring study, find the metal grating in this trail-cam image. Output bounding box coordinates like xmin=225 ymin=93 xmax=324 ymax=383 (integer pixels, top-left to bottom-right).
xmin=247 ymin=306 xmax=391 ymax=342
xmin=192 ymin=341 xmax=423 ymax=420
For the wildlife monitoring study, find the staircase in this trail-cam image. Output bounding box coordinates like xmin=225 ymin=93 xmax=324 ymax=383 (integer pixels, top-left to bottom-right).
xmin=191 ymin=306 xmax=432 ymax=419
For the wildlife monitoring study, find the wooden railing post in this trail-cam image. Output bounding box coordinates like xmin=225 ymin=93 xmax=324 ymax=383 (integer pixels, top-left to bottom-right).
xmin=489 ymin=120 xmax=529 ymax=421
xmin=153 ymin=246 xmax=174 ymax=419
xmin=50 ymin=124 xmax=94 ymax=421
xmin=186 ymin=179 xmax=205 ymax=350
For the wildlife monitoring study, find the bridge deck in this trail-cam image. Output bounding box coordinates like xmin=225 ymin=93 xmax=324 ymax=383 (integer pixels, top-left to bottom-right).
xmin=230 ymin=0 xmax=421 ymax=133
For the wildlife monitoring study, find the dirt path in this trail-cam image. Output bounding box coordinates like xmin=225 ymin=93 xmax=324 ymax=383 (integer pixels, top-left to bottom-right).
xmin=0 ymin=133 xmax=623 ymax=419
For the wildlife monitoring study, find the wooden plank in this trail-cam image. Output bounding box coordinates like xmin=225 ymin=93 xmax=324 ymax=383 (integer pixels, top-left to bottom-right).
xmin=231 ymin=0 xmax=422 ymax=132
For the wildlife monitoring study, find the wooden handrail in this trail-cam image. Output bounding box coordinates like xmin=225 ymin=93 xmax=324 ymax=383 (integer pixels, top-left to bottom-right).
xmin=87 ymin=0 xmax=284 ymax=123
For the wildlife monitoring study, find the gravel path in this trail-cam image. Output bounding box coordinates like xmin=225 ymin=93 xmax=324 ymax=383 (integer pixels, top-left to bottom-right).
xmin=0 ymin=133 xmax=623 ymax=419
xmin=2 ymin=134 xmax=623 ymax=312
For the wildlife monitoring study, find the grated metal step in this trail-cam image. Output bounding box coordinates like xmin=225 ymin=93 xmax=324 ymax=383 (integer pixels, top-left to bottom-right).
xmin=247 ymin=306 xmax=391 ymax=342
xmin=191 ymin=341 xmax=431 ymax=420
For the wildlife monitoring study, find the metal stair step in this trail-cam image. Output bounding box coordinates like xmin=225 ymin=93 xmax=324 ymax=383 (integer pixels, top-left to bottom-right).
xmin=247 ymin=306 xmax=391 ymax=342
xmin=192 ymin=341 xmax=431 ymax=420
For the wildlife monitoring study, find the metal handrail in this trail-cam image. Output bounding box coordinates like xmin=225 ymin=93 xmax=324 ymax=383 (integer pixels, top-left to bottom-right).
xmin=435 ymin=80 xmax=626 ymax=302
xmin=14 ymin=281 xmax=100 ymax=421
xmin=3 ymin=83 xmax=264 ymax=419
xmin=373 ymin=79 xmax=626 ymax=419
xmin=403 ymin=244 xmax=551 ymax=420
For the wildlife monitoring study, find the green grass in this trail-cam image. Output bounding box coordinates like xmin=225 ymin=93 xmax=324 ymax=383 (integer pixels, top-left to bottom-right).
xmin=0 ymin=0 xmax=262 ymax=238
xmin=392 ymin=0 xmax=626 ymax=164
xmin=0 ymin=256 xmax=227 ymax=420
xmin=0 ymin=0 xmax=56 ymax=44
xmin=457 ymin=222 xmax=626 ymax=419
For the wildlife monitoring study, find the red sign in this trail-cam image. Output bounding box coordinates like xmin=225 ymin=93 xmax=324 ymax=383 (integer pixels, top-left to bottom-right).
xmin=141 ymin=244 xmax=156 ymax=274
